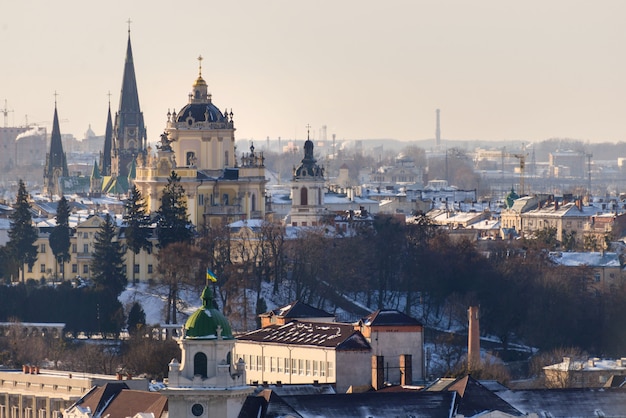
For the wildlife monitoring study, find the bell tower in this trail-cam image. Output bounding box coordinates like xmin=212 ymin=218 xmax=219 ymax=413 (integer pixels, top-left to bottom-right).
xmin=161 ymin=285 xmax=253 ymax=418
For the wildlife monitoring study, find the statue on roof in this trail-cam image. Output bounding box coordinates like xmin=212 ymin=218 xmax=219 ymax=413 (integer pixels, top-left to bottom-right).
xmin=157 ymin=131 xmax=173 ymax=152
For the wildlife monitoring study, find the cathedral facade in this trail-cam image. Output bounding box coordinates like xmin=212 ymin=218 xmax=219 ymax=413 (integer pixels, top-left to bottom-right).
xmin=134 ymin=57 xmax=267 ymax=228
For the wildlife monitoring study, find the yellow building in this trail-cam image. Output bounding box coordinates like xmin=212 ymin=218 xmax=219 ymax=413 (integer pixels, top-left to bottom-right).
xmin=134 ymin=58 xmax=267 ymax=228
xmin=25 ymin=214 xmax=157 ymax=283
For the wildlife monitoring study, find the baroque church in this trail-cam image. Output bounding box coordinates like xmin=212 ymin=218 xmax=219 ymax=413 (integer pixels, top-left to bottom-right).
xmin=133 ymin=56 xmax=268 ymax=227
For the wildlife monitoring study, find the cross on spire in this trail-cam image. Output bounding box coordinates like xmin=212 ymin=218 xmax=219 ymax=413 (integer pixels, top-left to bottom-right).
xmin=198 ymin=55 xmax=203 ymax=77
xmin=306 ymin=124 xmax=311 ymax=140
xmin=107 ymin=91 xmax=112 ymax=105
xmin=127 ymin=18 xmax=132 ymax=34
xmin=53 ymin=91 xmax=59 ymax=107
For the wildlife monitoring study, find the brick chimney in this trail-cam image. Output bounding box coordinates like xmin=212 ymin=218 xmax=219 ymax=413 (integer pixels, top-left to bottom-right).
xmin=468 ymin=306 xmax=480 ymax=372
xmin=372 ymin=355 xmax=384 ymax=390
xmin=400 ymin=354 xmax=412 ymax=386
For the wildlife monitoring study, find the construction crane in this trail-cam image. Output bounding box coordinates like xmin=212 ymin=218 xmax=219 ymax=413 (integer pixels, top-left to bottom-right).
xmin=1 ymin=99 xmax=13 ymax=128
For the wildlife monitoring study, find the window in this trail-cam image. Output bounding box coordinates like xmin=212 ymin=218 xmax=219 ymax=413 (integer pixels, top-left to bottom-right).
xmin=83 ymin=244 xmax=89 ymax=253
xmin=270 ymin=357 xmax=276 ymax=373
xmin=300 ymin=187 xmax=308 ymax=205
xmin=251 ymin=194 xmax=256 ymax=212
xmin=327 ymin=362 xmax=334 ymax=378
xmin=291 ymin=359 xmax=297 ymax=375
xmin=148 ymin=264 xmax=153 ymax=274
xmin=193 ymin=352 xmax=208 ymax=378
xmin=313 ymin=361 xmax=318 ymax=376
xmin=72 ymin=264 xmax=77 ymax=273
xmin=40 ymin=264 xmax=46 ymax=273
xmin=256 ymin=356 xmax=263 ymax=372
xmin=298 ymin=359 xmax=304 ymax=375
xmin=595 ymin=273 xmax=601 ymax=283
xmin=306 ymin=360 xmax=311 ymax=376
xmin=83 ymin=232 xmax=89 ymax=238
xmin=223 ymin=194 xmax=229 ymax=205
xmin=39 ymin=244 xmax=46 ymax=253
xmin=278 ymin=358 xmax=284 ymax=373
xmin=225 ymin=151 xmax=229 ymax=167
xmin=72 ymin=244 xmax=77 ymax=253
xmin=83 ymin=265 xmax=89 ymax=274
xmin=198 ymin=194 xmax=204 ymax=206
xmin=250 ymin=355 xmax=256 ymax=371
xmin=134 ymin=264 xmax=140 ymax=274
xmin=28 ymin=265 xmax=33 ymax=273
xmin=320 ymin=362 xmax=326 ymax=377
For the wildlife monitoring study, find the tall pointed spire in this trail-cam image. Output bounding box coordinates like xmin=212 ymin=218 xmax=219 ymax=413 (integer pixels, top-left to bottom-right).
xmin=44 ymin=95 xmax=69 ymax=197
xmin=102 ymin=95 xmax=113 ymax=176
xmin=109 ymin=23 xmax=147 ymax=190
xmin=119 ymin=28 xmax=140 ymax=114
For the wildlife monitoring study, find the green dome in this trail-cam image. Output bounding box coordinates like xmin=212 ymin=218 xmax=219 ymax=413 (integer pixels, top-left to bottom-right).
xmin=184 ymin=286 xmax=233 ymax=339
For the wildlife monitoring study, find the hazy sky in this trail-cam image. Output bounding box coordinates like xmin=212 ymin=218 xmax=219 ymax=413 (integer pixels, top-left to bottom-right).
xmin=2 ymin=1 xmax=626 ymax=144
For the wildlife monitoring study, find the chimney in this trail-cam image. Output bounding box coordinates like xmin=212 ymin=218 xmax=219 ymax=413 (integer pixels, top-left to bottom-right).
xmin=467 ymin=306 xmax=480 ymax=372
xmin=372 ymin=355 xmax=384 ymax=390
xmin=400 ymin=354 xmax=412 ymax=386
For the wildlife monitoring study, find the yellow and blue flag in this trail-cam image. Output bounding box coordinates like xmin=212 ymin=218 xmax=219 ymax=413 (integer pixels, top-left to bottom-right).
xmin=206 ymin=268 xmax=218 ymax=283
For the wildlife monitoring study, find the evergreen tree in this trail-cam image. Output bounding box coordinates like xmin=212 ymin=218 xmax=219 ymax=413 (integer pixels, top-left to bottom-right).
xmin=49 ymin=196 xmax=71 ymax=280
xmin=123 ymin=185 xmax=152 ymax=283
xmin=127 ymin=301 xmax=146 ymax=336
xmin=8 ymin=179 xmax=38 ymax=282
xmin=156 ymin=171 xmax=194 ymax=249
xmin=90 ymin=214 xmax=127 ymax=296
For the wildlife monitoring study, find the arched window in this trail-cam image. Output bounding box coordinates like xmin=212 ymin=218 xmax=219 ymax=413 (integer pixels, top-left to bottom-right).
xmin=251 ymin=194 xmax=256 ymax=212
xmin=223 ymin=193 xmax=229 ymax=205
xmin=300 ymin=187 xmax=308 ymax=206
xmin=194 ymin=352 xmax=208 ymax=378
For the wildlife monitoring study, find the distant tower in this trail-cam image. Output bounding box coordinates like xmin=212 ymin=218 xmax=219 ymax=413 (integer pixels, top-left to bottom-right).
xmin=101 ymin=96 xmax=113 ymax=177
xmin=435 ymin=109 xmax=441 ymax=150
xmin=43 ymin=98 xmax=69 ymax=197
xmin=107 ymin=24 xmax=147 ymax=193
xmin=90 ymin=159 xmax=102 ymax=197
xmin=289 ymin=126 xmax=326 ymax=227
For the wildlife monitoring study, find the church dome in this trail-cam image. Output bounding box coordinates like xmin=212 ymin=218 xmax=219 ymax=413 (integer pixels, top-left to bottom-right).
xmin=175 ymin=102 xmax=226 ymax=125
xmin=193 ymin=75 xmax=207 ymax=87
xmin=294 ymin=138 xmax=323 ymax=178
xmin=184 ymin=286 xmax=233 ymax=339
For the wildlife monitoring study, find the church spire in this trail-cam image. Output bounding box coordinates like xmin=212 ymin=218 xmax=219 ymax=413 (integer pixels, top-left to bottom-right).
xmin=102 ymin=94 xmax=113 ymax=176
xmin=44 ymin=95 xmax=69 ymax=196
xmin=119 ymin=29 xmax=140 ymax=113
xmin=109 ymin=23 xmax=147 ymax=189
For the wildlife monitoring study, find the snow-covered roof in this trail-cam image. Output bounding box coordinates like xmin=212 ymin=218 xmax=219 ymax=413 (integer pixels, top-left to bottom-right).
xmin=549 ymin=251 xmax=621 ymax=268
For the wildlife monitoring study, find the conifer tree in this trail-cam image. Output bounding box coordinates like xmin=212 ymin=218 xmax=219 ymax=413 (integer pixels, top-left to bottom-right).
xmin=50 ymin=196 xmax=71 ymax=280
xmin=123 ymin=185 xmax=152 ymax=283
xmin=156 ymin=171 xmax=194 ymax=249
xmin=91 ymin=214 xmax=127 ymax=296
xmin=8 ymin=179 xmax=38 ymax=282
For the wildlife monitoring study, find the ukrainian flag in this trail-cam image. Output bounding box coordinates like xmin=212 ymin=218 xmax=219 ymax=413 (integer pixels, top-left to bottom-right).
xmin=206 ymin=268 xmax=218 ymax=283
